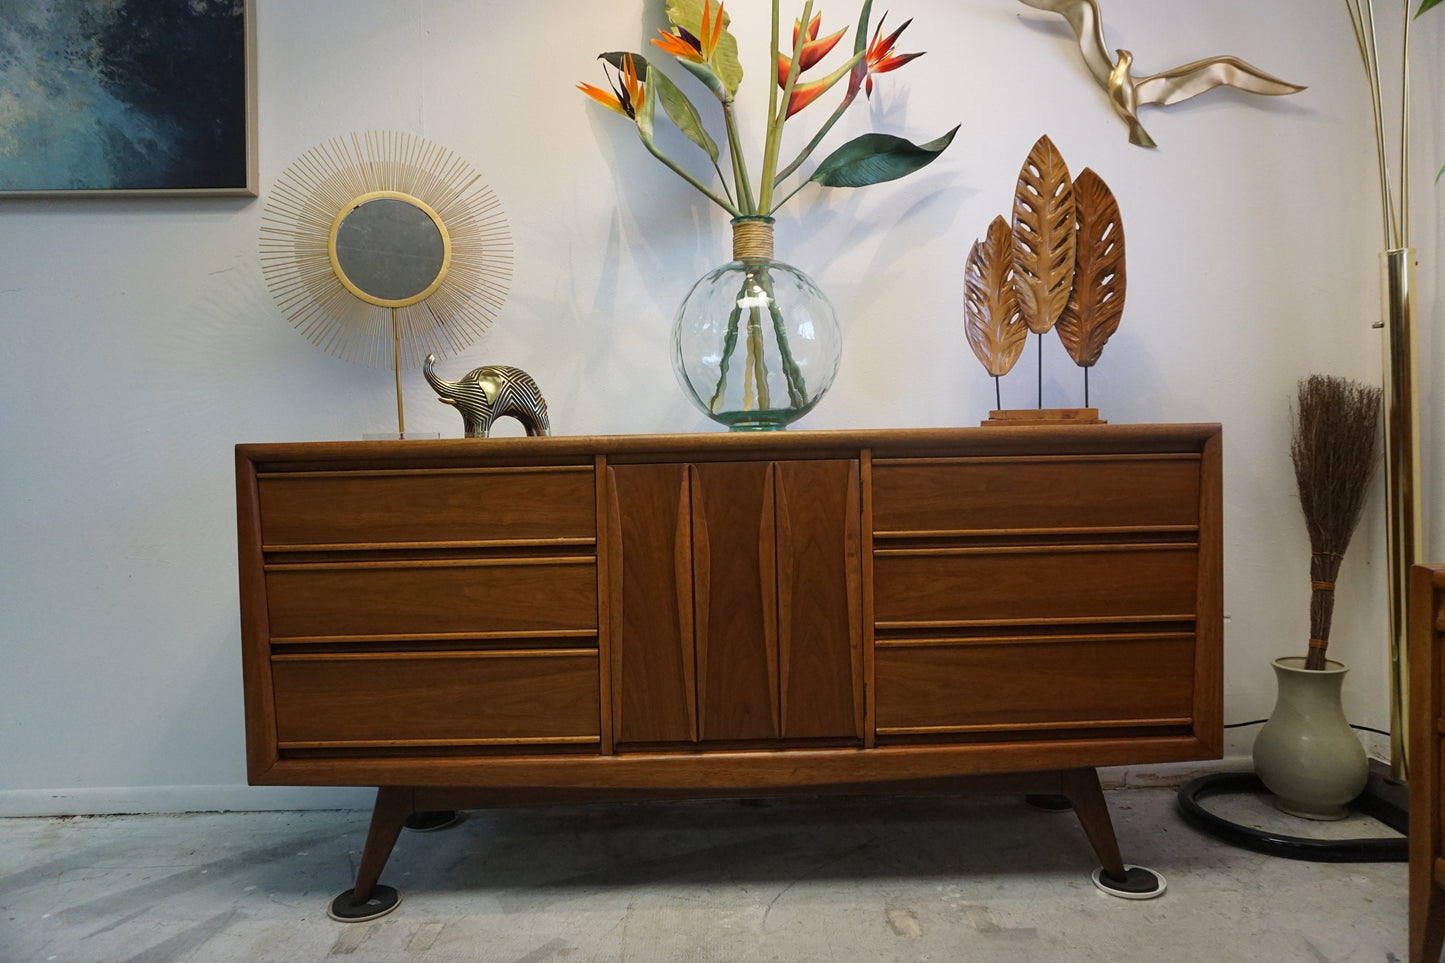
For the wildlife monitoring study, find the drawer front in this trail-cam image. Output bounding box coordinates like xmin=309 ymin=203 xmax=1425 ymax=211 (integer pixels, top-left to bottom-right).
xmin=873 ymin=546 xmax=1197 ymax=624
xmin=872 ymin=457 xmax=1200 ymax=535
xmin=265 ymin=559 xmax=597 ymax=639
xmin=258 ymin=467 xmax=595 ymax=546
xmin=272 ymin=651 xmax=600 ymax=746
xmin=875 ymin=637 xmax=1195 ymax=734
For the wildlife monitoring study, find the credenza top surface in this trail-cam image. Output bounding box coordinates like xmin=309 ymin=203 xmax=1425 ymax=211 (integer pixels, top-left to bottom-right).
xmin=237 ymin=423 xmax=1222 ymax=470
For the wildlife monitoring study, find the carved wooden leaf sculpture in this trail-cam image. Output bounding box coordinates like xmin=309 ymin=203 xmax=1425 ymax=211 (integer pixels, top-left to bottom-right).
xmin=1056 ymin=167 xmax=1126 ymax=367
xmin=964 ymin=216 xmax=1028 ymax=377
xmin=1011 ymin=135 xmax=1076 ymax=334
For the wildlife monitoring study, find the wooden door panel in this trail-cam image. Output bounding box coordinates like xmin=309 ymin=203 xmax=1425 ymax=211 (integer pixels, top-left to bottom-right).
xmin=873 ymin=546 xmax=1198 ymax=624
xmin=692 ymin=462 xmax=779 ymax=741
xmin=776 ymin=460 xmax=862 ymax=739
xmin=610 ymin=464 xmax=696 ymax=744
xmin=872 ymin=456 xmax=1200 ymax=535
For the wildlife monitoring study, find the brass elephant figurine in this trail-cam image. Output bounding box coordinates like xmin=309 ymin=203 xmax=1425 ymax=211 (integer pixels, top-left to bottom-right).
xmin=422 ymin=354 xmax=551 ymax=438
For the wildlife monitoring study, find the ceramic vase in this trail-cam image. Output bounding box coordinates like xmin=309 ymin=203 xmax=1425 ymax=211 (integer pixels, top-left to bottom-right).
xmin=1251 ymin=656 xmax=1369 ymax=820
xmin=671 ymin=217 xmax=841 ymax=431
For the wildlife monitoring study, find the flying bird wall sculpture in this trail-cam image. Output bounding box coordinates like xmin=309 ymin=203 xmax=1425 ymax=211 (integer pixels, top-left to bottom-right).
xmin=1016 ymin=0 xmax=1306 ymax=147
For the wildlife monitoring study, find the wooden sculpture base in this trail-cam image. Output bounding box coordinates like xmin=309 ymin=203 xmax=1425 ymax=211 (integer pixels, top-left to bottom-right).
xmin=985 ymin=408 xmax=1106 ymax=426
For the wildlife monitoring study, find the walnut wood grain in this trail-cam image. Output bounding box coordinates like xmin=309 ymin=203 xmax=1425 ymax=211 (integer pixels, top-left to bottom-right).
xmin=594 ymin=456 xmax=614 ymax=755
xmin=775 ymin=460 xmax=862 ymax=740
xmin=609 ymin=464 xmax=696 ymax=745
xmin=872 ymin=455 xmax=1200 ymax=535
xmin=874 ymin=636 xmax=1194 ymax=732
xmin=693 ymin=462 xmax=778 ymax=742
xmin=258 ymin=467 xmax=595 ymax=546
xmin=1410 ymin=565 xmax=1445 ymax=963
xmin=775 ymin=464 xmax=794 ymax=735
xmin=264 ymin=558 xmax=597 ymax=640
xmin=872 ymin=545 xmax=1197 ymax=625
xmin=271 ymin=650 xmax=600 ymax=746
xmin=760 ymin=466 xmax=780 ymax=736
xmin=236 ymin=426 xmax=1222 ymax=868
xmin=861 ymin=449 xmax=877 ymax=749
xmin=236 ymin=451 xmax=279 ymax=779
xmin=1195 ymin=431 xmax=1225 ymax=754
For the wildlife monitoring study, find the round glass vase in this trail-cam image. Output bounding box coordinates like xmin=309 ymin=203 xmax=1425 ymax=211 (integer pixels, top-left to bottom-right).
xmin=671 ymin=217 xmax=841 ymax=431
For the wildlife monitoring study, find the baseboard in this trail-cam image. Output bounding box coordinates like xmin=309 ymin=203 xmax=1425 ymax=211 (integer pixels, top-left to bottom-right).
xmin=0 ymin=785 xmax=375 ymax=818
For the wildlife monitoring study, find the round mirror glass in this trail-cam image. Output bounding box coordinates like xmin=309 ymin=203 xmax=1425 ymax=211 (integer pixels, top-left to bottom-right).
xmin=331 ymin=196 xmax=447 ymax=304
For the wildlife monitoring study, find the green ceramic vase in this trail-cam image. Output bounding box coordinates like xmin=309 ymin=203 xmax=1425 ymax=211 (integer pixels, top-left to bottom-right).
xmin=1251 ymin=656 xmax=1369 ymax=820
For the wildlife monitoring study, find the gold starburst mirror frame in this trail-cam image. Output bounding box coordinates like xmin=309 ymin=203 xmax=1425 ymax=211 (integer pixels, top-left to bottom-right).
xmin=260 ymin=131 xmax=512 ymax=435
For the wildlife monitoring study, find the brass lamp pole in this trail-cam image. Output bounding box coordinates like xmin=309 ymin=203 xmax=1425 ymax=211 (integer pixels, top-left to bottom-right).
xmin=1346 ymin=0 xmax=1422 ymax=782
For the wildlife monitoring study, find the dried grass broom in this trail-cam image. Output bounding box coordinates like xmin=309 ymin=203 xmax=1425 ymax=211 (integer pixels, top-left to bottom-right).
xmin=1290 ymin=375 xmax=1382 ymax=670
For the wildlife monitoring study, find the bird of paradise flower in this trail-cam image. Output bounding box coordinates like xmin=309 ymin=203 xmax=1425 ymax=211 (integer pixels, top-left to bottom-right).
xmin=579 ymin=0 xmax=956 ymax=414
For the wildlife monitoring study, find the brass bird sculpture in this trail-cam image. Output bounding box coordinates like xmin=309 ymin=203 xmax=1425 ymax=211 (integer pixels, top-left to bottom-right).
xmin=1017 ymin=0 xmax=1306 ymax=148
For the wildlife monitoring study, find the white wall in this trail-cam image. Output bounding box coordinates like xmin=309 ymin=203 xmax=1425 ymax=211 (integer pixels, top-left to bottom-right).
xmin=1 ymin=0 xmax=1440 ymax=815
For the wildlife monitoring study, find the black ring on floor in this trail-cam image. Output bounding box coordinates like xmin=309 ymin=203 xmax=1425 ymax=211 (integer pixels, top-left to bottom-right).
xmin=1176 ymin=771 xmax=1407 ymax=863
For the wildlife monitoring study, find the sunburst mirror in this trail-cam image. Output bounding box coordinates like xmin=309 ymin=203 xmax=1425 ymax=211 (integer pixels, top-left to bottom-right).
xmin=259 ymin=131 xmax=512 ymax=435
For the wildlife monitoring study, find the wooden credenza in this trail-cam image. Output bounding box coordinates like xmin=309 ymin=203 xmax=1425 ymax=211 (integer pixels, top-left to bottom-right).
xmin=236 ymin=425 xmax=1222 ymax=912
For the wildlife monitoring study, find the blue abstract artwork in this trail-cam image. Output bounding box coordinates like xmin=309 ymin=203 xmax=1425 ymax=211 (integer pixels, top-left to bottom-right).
xmin=0 ymin=0 xmax=253 ymax=194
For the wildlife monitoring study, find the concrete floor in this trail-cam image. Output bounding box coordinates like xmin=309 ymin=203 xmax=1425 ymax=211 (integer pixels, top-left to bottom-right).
xmin=0 ymin=786 xmax=1407 ymax=963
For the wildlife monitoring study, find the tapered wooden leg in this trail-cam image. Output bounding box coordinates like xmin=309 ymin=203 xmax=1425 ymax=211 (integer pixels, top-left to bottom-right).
xmin=328 ymin=786 xmax=412 ymax=922
xmin=1060 ymin=768 xmax=1166 ymax=899
xmin=1060 ymin=768 xmax=1126 ymax=878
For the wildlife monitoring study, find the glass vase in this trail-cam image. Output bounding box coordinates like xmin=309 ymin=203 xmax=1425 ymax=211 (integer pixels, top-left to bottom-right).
xmin=671 ymin=217 xmax=841 ymax=431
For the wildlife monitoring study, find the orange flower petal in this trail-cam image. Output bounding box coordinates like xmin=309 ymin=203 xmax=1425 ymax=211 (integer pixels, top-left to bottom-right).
xmin=577 ymin=82 xmax=630 ymax=118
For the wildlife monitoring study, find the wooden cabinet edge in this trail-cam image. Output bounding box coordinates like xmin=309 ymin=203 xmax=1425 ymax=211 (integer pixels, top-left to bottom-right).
xmin=248 ymin=734 xmax=1217 ymax=789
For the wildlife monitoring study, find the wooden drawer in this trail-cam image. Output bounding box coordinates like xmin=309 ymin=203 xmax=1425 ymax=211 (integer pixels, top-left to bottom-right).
xmin=872 ymin=456 xmax=1200 ymax=535
xmin=875 ymin=637 xmax=1195 ymax=734
xmin=257 ymin=467 xmax=595 ymax=546
xmin=265 ymin=558 xmax=597 ymax=640
xmin=873 ymin=545 xmax=1197 ymax=624
xmin=271 ymin=651 xmax=600 ymax=747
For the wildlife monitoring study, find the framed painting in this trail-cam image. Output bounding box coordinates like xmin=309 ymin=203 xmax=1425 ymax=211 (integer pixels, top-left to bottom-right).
xmin=0 ymin=0 xmax=257 ymax=198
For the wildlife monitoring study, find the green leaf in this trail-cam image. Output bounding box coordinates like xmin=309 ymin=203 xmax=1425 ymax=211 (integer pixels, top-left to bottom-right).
xmin=647 ymin=65 xmax=720 ymax=163
xmin=665 ymin=0 xmax=744 ymax=97
xmin=599 ymin=50 xmax=653 ymax=74
xmin=1418 ymin=0 xmax=1443 ymax=15
xmin=673 ymin=57 xmax=729 ymax=100
xmin=808 ymin=126 xmax=959 ymax=188
xmin=635 ymin=64 xmax=656 ymax=141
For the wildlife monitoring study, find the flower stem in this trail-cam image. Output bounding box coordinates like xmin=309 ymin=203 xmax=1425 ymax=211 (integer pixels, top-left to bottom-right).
xmin=748 ymin=303 xmax=770 ymax=409
xmin=760 ymin=0 xmax=814 ymax=214
xmin=773 ymin=92 xmax=855 ymax=186
xmin=721 ymin=100 xmax=757 ymax=214
xmin=640 ymin=135 xmax=742 ymax=216
xmin=709 ymin=294 xmax=747 ymax=412
xmin=757 ymin=267 xmax=808 ymax=407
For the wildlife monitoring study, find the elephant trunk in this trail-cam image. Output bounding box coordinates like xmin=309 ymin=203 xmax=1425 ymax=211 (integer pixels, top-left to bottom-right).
xmin=422 ymin=354 xmax=459 ymax=404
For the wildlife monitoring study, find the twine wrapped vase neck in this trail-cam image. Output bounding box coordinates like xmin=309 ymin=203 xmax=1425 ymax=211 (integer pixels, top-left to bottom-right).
xmin=731 ymin=217 xmax=775 ymax=262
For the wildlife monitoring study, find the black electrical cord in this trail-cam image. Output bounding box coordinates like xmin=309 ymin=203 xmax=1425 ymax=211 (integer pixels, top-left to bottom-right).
xmin=1223 ymin=719 xmax=1390 ymax=737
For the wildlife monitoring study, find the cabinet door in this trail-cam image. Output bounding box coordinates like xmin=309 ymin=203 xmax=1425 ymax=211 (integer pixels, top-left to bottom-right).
xmin=609 ymin=464 xmax=697 ymax=744
xmin=775 ymin=460 xmax=862 ymax=739
xmin=610 ymin=459 xmax=863 ymax=747
xmin=691 ymin=461 xmax=779 ymax=741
